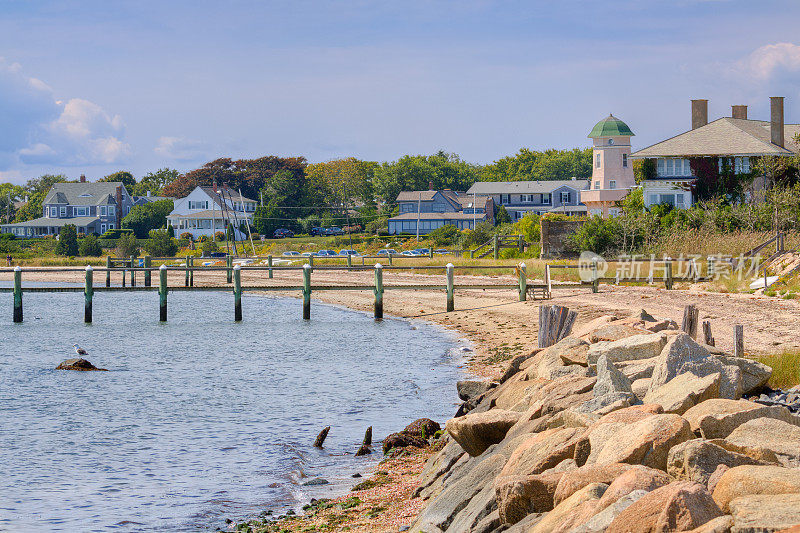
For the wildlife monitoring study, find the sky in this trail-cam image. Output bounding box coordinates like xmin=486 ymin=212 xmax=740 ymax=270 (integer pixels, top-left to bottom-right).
xmin=1 ymin=0 xmax=800 ymax=184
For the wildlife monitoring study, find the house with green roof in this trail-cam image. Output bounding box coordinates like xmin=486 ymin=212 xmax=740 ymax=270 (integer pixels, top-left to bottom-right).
xmin=580 ymin=114 xmax=637 ymax=217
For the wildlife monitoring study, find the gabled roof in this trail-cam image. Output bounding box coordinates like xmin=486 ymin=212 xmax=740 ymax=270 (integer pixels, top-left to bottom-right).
xmin=1 ymin=216 xmax=101 ymax=228
xmin=632 ymin=118 xmax=800 ymax=158
xmin=43 ymin=182 xmax=129 ymax=206
xmin=588 ymin=115 xmax=634 ymax=138
xmin=199 ymin=185 xmax=255 ymax=205
xmin=466 ymin=180 xmax=589 ymax=195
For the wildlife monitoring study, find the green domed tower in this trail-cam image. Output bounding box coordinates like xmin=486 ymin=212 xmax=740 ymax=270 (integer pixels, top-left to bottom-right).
xmin=581 ymin=115 xmax=636 ymax=217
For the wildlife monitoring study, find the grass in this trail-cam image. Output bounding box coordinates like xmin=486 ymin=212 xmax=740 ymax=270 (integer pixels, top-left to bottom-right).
xmin=753 ymin=350 xmax=800 ymax=389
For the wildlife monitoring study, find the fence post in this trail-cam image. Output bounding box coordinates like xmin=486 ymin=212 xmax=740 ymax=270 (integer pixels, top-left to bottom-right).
xmin=302 ymin=263 xmax=312 ymax=319
xmin=347 ymin=254 xmax=352 ymax=269
xmin=226 ymin=255 xmax=233 ymax=283
xmin=545 ymin=264 xmax=552 ymax=299
xmin=84 ymin=265 xmax=93 ymax=324
xmin=189 ymin=256 xmax=194 ymax=287
xmin=446 ymin=263 xmax=455 ymax=312
xmin=185 ymin=255 xmax=191 ymax=287
xmin=130 ymin=256 xmax=136 ymax=287
xmin=13 ymin=266 xmax=22 ymax=323
xmin=106 ymin=255 xmax=111 ymax=287
xmin=518 ymin=235 xmax=524 ymax=254
xmin=493 ymin=235 xmax=499 ymax=260
xmin=707 ymin=257 xmax=715 ymax=280
xmin=665 ymin=261 xmax=673 ymax=290
xmin=682 ymin=304 xmax=699 ymax=339
xmin=388 ymin=253 xmax=393 ymax=266
xmin=268 ymin=255 xmax=273 ymax=279
xmin=309 ymin=255 xmax=314 ymax=268
xmin=518 ymin=262 xmax=527 ymax=302
xmin=233 ymin=264 xmax=242 ymax=322
xmin=374 ymin=263 xmax=384 ymax=320
xmin=122 ymin=264 xmax=126 ymax=287
xmin=159 ymin=264 xmax=168 ymax=322
xmin=591 ymin=260 xmax=599 ymax=293
xmin=144 ymin=256 xmax=152 ymax=287
xmin=702 ymin=320 xmax=715 ymax=346
xmin=734 ymin=324 xmax=744 ymax=357
xmin=429 ymin=248 xmax=433 ymax=259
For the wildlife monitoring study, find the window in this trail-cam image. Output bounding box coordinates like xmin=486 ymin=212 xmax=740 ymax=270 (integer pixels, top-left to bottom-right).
xmin=60 ymin=206 xmax=66 ymax=217
xmin=560 ymin=191 xmax=571 ymax=204
xmin=609 ymin=208 xmax=620 ymax=217
xmin=676 ymin=194 xmax=685 ymax=207
xmin=594 ymin=181 xmax=600 ymax=190
xmin=188 ymin=200 xmax=209 ymax=210
xmin=659 ymin=194 xmax=676 ymax=206
xmin=649 ymin=194 xmax=658 ymax=205
xmin=622 ymin=154 xmax=628 ymax=168
xmin=609 ymin=180 xmax=616 ymax=189
xmin=400 ymin=203 xmax=414 ymax=213
xmin=108 ymin=206 xmax=115 ymax=216
xmin=108 ymin=223 xmax=115 ymax=230
xmin=541 ymin=193 xmax=551 ymax=205
xmin=657 ymin=158 xmax=691 ymax=177
xmin=50 ymin=207 xmax=58 ymax=217
xmin=73 ymin=206 xmax=88 ymax=216
xmin=100 ymin=206 xmax=107 ymax=216
xmin=595 ymin=153 xmax=601 ymax=168
xmin=100 ymin=223 xmax=106 ymax=233
xmin=500 ymin=194 xmax=510 ymax=204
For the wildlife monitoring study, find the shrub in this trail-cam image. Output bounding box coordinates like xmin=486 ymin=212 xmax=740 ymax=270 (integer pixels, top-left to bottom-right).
xmin=179 ymin=232 xmax=193 ymax=241
xmin=428 ymin=224 xmax=460 ymax=246
xmin=166 ymin=224 xmax=175 ymax=237
xmin=201 ymin=240 xmax=219 ymax=255
xmin=116 ymin=232 xmax=139 ymax=257
xmin=513 ymin=212 xmax=541 ymax=243
xmin=566 ymin=215 xmax=622 ymax=255
xmin=55 ymin=224 xmax=79 ymax=256
xmin=460 ymin=221 xmax=495 ymax=248
xmin=78 ymin=234 xmax=102 ymax=256
xmin=215 ymin=231 xmax=226 ymax=242
xmin=100 ymin=228 xmax=134 ymax=240
xmin=494 ymin=205 xmax=512 ymax=225
xmin=198 ymin=235 xmax=209 ymax=243
xmin=145 ymin=229 xmax=178 ymax=257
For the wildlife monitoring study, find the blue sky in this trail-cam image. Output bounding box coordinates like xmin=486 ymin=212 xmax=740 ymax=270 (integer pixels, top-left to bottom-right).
xmin=1 ymin=0 xmax=800 ymax=184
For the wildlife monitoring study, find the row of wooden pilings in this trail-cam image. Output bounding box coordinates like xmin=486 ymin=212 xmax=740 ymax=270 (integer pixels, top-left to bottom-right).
xmin=10 ymin=262 xmax=530 ymax=323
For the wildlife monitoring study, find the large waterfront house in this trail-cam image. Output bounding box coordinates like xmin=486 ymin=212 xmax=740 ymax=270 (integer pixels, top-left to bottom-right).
xmin=631 ymin=97 xmax=800 ymax=209
xmin=387 ymin=189 xmax=495 ymax=235
xmin=166 ymin=184 xmax=257 ymax=239
xmin=579 ymin=115 xmax=637 ymax=217
xmin=0 ymin=178 xmax=136 ymax=237
xmin=466 ymin=179 xmax=588 ymax=220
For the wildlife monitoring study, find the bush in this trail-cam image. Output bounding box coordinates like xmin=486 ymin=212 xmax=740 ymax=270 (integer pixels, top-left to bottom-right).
xmin=198 ymin=235 xmax=209 ymax=243
xmin=215 ymin=231 xmax=226 ymax=242
xmin=55 ymin=224 xmax=79 ymax=256
xmin=179 ymin=232 xmax=193 ymax=241
xmin=460 ymin=221 xmax=495 ymax=248
xmin=78 ymin=234 xmax=103 ymax=257
xmin=513 ymin=212 xmax=541 ymax=243
xmin=566 ymin=215 xmax=622 ymax=255
xmin=116 ymin=232 xmax=139 ymax=257
xmin=166 ymin=224 xmax=175 ymax=237
xmin=494 ymin=205 xmax=512 ymax=225
xmin=428 ymin=224 xmax=460 ymax=246
xmin=145 ymin=229 xmax=178 ymax=257
xmin=100 ymin=228 xmax=134 ymax=239
xmin=201 ymin=240 xmax=219 ymax=255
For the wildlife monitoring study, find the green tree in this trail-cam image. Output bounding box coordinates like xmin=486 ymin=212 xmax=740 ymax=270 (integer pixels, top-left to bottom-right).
xmin=494 ymin=205 xmax=512 ymax=225
xmin=56 ymin=224 xmax=79 ymax=256
xmin=512 ymin=212 xmax=541 ymax=243
xmin=0 ymin=183 xmax=26 ymax=223
xmin=122 ymin=199 xmax=175 ymax=238
xmin=24 ymin=174 xmax=69 ymax=195
xmin=101 ymin=171 xmax=136 ymax=190
xmin=116 ymin=232 xmax=139 ymax=257
xmin=373 ymin=151 xmax=479 ymax=203
xmin=15 ymin=174 xmax=70 ymax=222
xmin=479 ymin=148 xmax=592 ymax=182
xmin=145 ymin=229 xmax=178 ymax=256
xmin=132 ymin=168 xmax=180 ymax=196
xmin=78 ymin=234 xmax=102 ymax=256
xmin=427 ymin=224 xmax=460 ymax=245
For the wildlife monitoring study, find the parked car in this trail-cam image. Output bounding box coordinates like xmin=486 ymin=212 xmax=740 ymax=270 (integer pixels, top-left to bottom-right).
xmin=434 ymin=249 xmax=450 ymax=255
xmin=273 ymin=228 xmax=294 ymax=238
xmin=325 ymin=226 xmax=344 ymax=236
xmin=310 ymin=227 xmax=324 ymax=236
xmin=316 ymin=249 xmax=337 ymax=256
xmin=282 ymin=251 xmax=301 ymax=256
xmin=338 ymin=249 xmax=359 ymax=256
xmin=415 ymin=248 xmax=431 ymax=255
xmin=301 ymin=252 xmax=315 ymax=257
xmin=401 ymin=250 xmax=420 ymax=256
xmin=376 ymin=249 xmax=397 ymax=256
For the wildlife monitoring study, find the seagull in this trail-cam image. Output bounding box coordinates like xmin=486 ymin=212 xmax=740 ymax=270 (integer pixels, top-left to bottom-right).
xmin=73 ymin=344 xmax=88 ymax=356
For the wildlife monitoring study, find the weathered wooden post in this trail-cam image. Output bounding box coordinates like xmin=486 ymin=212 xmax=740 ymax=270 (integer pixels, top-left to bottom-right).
xmin=121 ymin=263 xmax=126 ymax=287
xmin=144 ymin=256 xmax=152 ymax=287
xmin=130 ymin=256 xmax=136 ymax=287
xmin=493 ymin=235 xmax=499 ymax=260
xmin=233 ymin=264 xmax=242 ymax=322
xmin=518 ymin=234 xmax=525 ymax=254
xmin=429 ymin=247 xmax=433 ymax=259
xmin=734 ymin=325 xmax=744 ymax=357
xmin=707 ymin=257 xmax=715 ymax=280
xmin=702 ymin=321 xmax=715 ymax=346
xmin=189 ymin=256 xmax=194 ymax=287
xmin=302 ymin=263 xmax=312 ymax=320
xmin=446 ymin=263 xmax=455 ymax=312
xmin=388 ymin=253 xmax=393 ymax=266
xmin=105 ymin=255 xmax=111 ymax=287
xmin=309 ymin=255 xmax=314 ymax=268
xmin=347 ymin=254 xmax=352 ymax=269
xmin=681 ymin=304 xmax=699 ymax=339
xmin=226 ymin=255 xmax=233 ymax=284
xmin=13 ymin=266 xmax=22 ymax=323
xmin=518 ymin=262 xmax=527 ymax=302
xmin=374 ymin=263 xmax=384 ymax=320
xmin=545 ymin=264 xmax=552 ymax=299
xmin=185 ymin=255 xmax=191 ymax=287
xmin=665 ymin=261 xmax=673 ymax=290
xmin=591 ymin=260 xmax=599 ymax=293
xmin=159 ymin=264 xmax=168 ymax=322
xmin=268 ymin=255 xmax=273 ymax=279
xmin=84 ymin=265 xmax=93 ymax=323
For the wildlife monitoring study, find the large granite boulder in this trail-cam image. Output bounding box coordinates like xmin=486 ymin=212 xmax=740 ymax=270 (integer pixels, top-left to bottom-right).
xmin=589 ymin=324 xmax=652 ymax=343
xmin=403 ymin=418 xmax=440 ymax=438
xmin=529 ymin=482 xmax=608 ymax=533
xmin=714 ymin=355 xmax=772 ymax=395
xmin=552 ymin=463 xmax=636 ymax=506
xmin=499 ymin=427 xmax=584 ymax=478
xmin=617 ymin=357 xmax=659 ymax=381
xmin=571 ymin=490 xmax=650 ymax=533
xmin=457 ymin=380 xmax=493 ymax=401
xmin=725 ymin=417 xmax=800 ymax=467
xmin=495 ymin=471 xmax=565 ymax=524
xmin=643 ymin=372 xmax=721 ymax=415
xmin=728 ymin=494 xmax=800 ymax=533
xmin=594 ymin=355 xmax=633 ymax=398
xmin=412 ymin=437 xmax=465 ymax=498
xmin=523 ymin=337 xmax=588 ymax=380
xmin=587 ymin=333 xmax=668 ymax=366
xmin=712 ymin=465 xmax=800 ymax=513
xmin=606 ymin=481 xmax=723 ymax=533
xmin=682 ymin=399 xmax=800 ymax=439
xmin=445 ymin=409 xmax=521 ymax=457
xmin=666 ymin=438 xmax=777 ymax=486
xmin=594 ymin=465 xmax=672 ymax=513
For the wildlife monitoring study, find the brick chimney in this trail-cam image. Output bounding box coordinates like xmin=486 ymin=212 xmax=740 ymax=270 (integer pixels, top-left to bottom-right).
xmin=731 ymin=105 xmax=748 ymax=120
xmin=691 ymin=99 xmax=708 ymax=130
xmin=115 ymin=185 xmax=122 ymax=227
xmin=80 ymin=174 xmax=86 ymax=183
xmin=771 ymin=96 xmax=784 ymax=148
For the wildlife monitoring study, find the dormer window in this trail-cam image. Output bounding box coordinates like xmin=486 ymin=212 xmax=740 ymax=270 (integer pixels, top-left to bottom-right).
xmin=79 ymin=193 xmax=93 ymax=198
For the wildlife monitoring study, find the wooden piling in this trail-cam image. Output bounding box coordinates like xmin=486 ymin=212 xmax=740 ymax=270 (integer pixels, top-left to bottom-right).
xmin=105 ymin=255 xmax=111 ymax=287
xmin=302 ymin=263 xmax=312 ymax=320
xmin=84 ymin=265 xmax=93 ymax=323
xmin=734 ymin=325 xmax=744 ymax=357
xmin=144 ymin=256 xmax=152 ymax=287
xmin=591 ymin=260 xmax=599 ymax=293
xmin=13 ymin=266 xmax=22 ymax=323
xmin=362 ymin=426 xmax=372 ymax=446
xmin=538 ymin=305 xmax=577 ymax=348
xmin=347 ymin=254 xmax=352 ymax=269
xmin=309 ymin=255 xmax=314 ymax=268
xmin=130 ymin=256 xmax=136 ymax=287
xmin=189 ymin=256 xmax=194 ymax=287
xmin=702 ymin=320 xmax=715 ymax=346
xmin=518 ymin=234 xmax=525 ymax=254
xmin=159 ymin=264 xmax=168 ymax=322
xmin=226 ymin=256 xmax=233 ymax=284
xmin=185 ymin=255 xmax=191 ymax=287
xmin=493 ymin=235 xmax=499 ymax=260
xmin=268 ymin=255 xmax=273 ymax=279
xmin=374 ymin=263 xmax=384 ymax=320
xmin=681 ymin=304 xmax=699 ymax=339
xmin=388 ymin=253 xmax=393 ymax=266
xmin=518 ymin=262 xmax=527 ymax=302
xmin=121 ymin=265 xmax=126 ymax=287
xmin=665 ymin=261 xmax=673 ymax=290
xmin=446 ymin=263 xmax=455 ymax=312
xmin=233 ymin=264 xmax=242 ymax=322
xmin=313 ymin=426 xmax=330 ymax=447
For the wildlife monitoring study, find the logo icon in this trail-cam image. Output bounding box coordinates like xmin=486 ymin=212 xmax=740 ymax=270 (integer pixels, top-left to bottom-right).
xmin=578 ymin=251 xmax=608 ymax=282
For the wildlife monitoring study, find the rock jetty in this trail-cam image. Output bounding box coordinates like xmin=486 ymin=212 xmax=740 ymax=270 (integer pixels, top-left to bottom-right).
xmin=408 ymin=311 xmax=800 ymax=532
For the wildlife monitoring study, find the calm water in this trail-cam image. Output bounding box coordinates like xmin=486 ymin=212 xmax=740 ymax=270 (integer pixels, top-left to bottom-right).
xmin=0 ymin=288 xmax=465 ymax=532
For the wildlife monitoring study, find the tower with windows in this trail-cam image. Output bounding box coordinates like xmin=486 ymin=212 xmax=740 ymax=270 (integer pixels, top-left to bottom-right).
xmin=580 ymin=115 xmax=636 ymax=217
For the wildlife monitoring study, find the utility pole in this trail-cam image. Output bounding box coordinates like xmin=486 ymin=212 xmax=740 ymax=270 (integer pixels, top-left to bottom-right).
xmin=416 ymin=192 xmax=421 ymax=242
xmin=473 ymin=192 xmax=476 ymax=230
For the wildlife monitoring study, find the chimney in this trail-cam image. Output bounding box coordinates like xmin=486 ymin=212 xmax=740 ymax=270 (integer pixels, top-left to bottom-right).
xmin=80 ymin=174 xmax=86 ymax=183
xmin=115 ymin=185 xmax=122 ymax=227
xmin=731 ymin=105 xmax=748 ymax=120
xmin=771 ymin=96 xmax=785 ymax=148
xmin=691 ymin=99 xmax=708 ymax=130
xmin=212 ymin=179 xmax=218 ymax=193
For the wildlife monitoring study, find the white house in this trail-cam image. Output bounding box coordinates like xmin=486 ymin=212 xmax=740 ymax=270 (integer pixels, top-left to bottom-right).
xmin=166 ymin=184 xmax=257 ymax=239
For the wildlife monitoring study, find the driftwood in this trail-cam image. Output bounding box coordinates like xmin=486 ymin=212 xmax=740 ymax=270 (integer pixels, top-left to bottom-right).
xmin=538 ymin=305 xmax=577 ymax=348
xmin=362 ymin=426 xmax=372 ymax=447
xmin=313 ymin=426 xmax=330 ymax=448
xmin=681 ymin=304 xmax=699 ymax=339
xmin=702 ymin=321 xmax=715 ymax=346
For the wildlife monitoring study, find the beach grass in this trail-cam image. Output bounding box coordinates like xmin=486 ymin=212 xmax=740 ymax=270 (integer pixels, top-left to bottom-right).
xmin=754 ymin=350 xmax=800 ymax=389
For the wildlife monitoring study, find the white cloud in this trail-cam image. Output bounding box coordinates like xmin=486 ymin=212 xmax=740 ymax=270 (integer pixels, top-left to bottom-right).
xmin=734 ymin=42 xmax=800 ymax=81
xmin=154 ymin=136 xmax=209 ymax=161
xmin=0 ymin=57 xmax=131 ymax=169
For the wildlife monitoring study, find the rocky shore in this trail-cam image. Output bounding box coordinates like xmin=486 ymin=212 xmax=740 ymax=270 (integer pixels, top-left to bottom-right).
xmin=408 ymin=310 xmax=800 ymax=532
